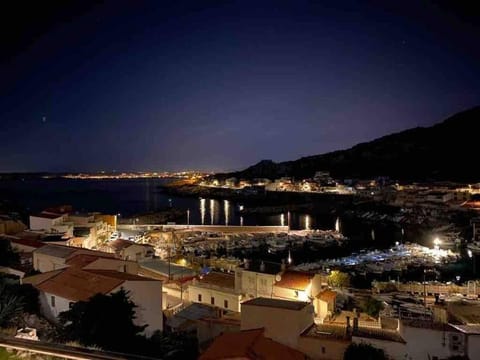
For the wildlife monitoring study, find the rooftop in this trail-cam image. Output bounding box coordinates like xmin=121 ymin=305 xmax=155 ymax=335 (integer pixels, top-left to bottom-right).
xmin=110 ymin=239 xmax=153 ymax=252
xmin=316 ymin=289 xmax=337 ymax=302
xmin=6 ymin=236 xmax=45 ymax=249
xmin=24 ymin=268 xmax=124 ymax=302
xmin=31 ymin=212 xmax=64 ymax=219
xmin=301 ymin=324 xmax=349 ymax=340
xmin=196 ymin=271 xmax=235 ymax=289
xmin=241 ymin=260 xmax=282 ymax=275
xmin=166 ymin=303 xmax=219 ymax=329
xmin=448 ymin=301 xmax=480 ymax=325
xmin=242 ymin=297 xmax=310 ymax=311
xmin=65 ymin=254 xmax=112 ymax=268
xmin=140 ymin=259 xmax=195 ymax=277
xmin=34 ymin=244 xmax=115 ymax=260
xmin=274 ymin=270 xmax=313 ymax=291
xmin=86 ymin=269 xmax=155 ymax=282
xmin=353 ymin=327 xmax=406 ymax=343
xmin=34 ymin=244 xmax=78 ymax=258
xmin=200 ymin=328 xmax=306 ymax=360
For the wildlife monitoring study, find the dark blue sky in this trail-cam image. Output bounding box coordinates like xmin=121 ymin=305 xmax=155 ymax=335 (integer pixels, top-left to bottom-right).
xmin=1 ymin=0 xmax=479 ymax=172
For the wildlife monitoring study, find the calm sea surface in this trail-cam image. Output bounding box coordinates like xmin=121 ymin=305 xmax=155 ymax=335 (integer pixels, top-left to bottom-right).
xmin=0 ymin=178 xmax=405 ymax=246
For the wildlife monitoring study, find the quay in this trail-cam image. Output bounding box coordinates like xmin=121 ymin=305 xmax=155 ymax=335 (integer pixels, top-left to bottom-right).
xmin=117 ymin=224 xmax=290 ymax=233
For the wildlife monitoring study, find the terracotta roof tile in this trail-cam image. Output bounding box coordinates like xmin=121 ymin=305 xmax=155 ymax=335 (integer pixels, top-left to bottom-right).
xmin=274 ymin=271 xmax=314 ymax=290
xmin=200 ymin=328 xmax=306 ymax=360
xmin=29 ymin=268 xmax=125 ymax=302
xmin=316 ymin=289 xmax=337 ymax=302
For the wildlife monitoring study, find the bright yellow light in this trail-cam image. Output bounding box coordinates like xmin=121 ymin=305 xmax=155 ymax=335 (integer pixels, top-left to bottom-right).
xmin=434 ymin=237 xmax=441 ymax=246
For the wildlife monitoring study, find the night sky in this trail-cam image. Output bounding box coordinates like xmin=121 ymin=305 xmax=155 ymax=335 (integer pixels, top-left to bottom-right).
xmin=1 ymin=1 xmax=479 ymax=173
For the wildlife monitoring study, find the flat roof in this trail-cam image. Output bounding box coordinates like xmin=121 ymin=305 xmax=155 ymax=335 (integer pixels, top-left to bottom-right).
xmin=242 ymin=297 xmax=309 ymax=311
xmin=31 ymin=213 xmax=63 ymax=219
xmin=240 ymin=260 xmax=282 ymax=275
xmin=196 ymin=271 xmax=235 ymax=289
xmin=140 ymin=259 xmax=195 ymax=276
xmin=353 ymin=327 xmax=406 ymax=343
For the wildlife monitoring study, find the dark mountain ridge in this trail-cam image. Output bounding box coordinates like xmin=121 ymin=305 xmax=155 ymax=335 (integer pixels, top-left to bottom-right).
xmin=218 ymin=106 xmax=480 ymax=182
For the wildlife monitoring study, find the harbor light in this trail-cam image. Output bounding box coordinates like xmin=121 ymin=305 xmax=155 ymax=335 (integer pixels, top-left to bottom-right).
xmin=468 ymin=249 xmax=473 ymax=258
xmin=433 ymin=237 xmax=441 ymax=251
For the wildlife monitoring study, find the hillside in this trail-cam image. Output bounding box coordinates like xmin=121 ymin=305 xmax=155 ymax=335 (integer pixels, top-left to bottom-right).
xmin=218 ymin=106 xmax=480 ymax=182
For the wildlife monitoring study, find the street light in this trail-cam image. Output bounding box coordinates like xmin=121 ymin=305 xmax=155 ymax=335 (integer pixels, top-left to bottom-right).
xmin=187 ymin=209 xmax=190 ymax=225
xmin=434 ymin=237 xmax=441 ymax=251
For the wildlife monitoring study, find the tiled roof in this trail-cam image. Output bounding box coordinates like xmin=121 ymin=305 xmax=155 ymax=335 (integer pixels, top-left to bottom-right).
xmin=86 ymin=269 xmax=155 ymax=281
xmin=301 ymin=324 xmax=349 ymax=340
xmin=34 ymin=244 xmax=115 ymax=260
xmin=200 ymin=328 xmax=306 ymax=360
xmin=274 ymin=271 xmax=313 ymax=290
xmin=31 ymin=213 xmax=63 ymax=219
xmin=26 ymin=268 xmax=124 ymax=302
xmin=242 ymin=297 xmax=309 ymax=311
xmin=7 ymin=237 xmax=45 ymax=249
xmin=353 ymin=327 xmax=406 ymax=343
xmin=196 ymin=271 xmax=235 ymax=289
xmin=316 ymin=289 xmax=337 ymax=302
xmin=34 ymin=244 xmax=78 ymax=258
xmin=65 ymin=254 xmax=115 ymax=268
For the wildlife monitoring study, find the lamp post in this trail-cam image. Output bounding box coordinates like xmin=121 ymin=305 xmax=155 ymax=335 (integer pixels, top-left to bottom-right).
xmin=187 ymin=209 xmax=190 ymax=226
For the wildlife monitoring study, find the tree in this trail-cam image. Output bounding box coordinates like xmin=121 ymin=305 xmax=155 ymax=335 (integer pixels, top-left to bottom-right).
xmin=59 ymin=289 xmax=146 ymax=353
xmin=363 ymin=297 xmax=384 ymax=318
xmin=344 ymin=343 xmax=387 ymax=360
xmin=0 ymin=283 xmax=24 ymax=327
xmin=0 ymin=240 xmax=19 ymax=267
xmin=328 ymin=270 xmax=350 ymax=288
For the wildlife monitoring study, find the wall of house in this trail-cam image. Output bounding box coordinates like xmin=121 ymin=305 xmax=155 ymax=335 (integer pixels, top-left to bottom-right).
xmin=297 ymin=336 xmax=349 ymax=360
xmin=33 ymin=253 xmax=69 ymax=273
xmin=84 ymin=258 xmax=140 ymax=274
xmin=401 ymin=325 xmax=465 ymax=360
xmin=30 ymin=216 xmax=56 ymax=231
xmin=122 ymin=245 xmax=152 ymax=261
xmin=467 ymin=334 xmax=480 ymax=360
xmin=38 ymin=291 xmax=71 ymax=322
xmin=314 ymin=299 xmax=329 ymax=319
xmin=188 ymin=284 xmax=241 ymax=312
xmin=119 ymin=280 xmax=163 ymax=336
xmin=273 ymin=286 xmax=309 ymax=302
xmin=352 ymin=337 xmax=406 ymax=360
xmin=241 ymin=303 xmax=315 ymax=349
xmin=241 ymin=271 xmax=275 ymax=298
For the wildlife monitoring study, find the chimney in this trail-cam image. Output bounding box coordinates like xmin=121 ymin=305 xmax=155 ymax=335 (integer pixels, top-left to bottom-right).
xmin=281 ymin=259 xmax=286 ymax=271
xmin=353 ymin=317 xmax=359 ymax=332
xmin=260 ymin=261 xmax=266 ymax=272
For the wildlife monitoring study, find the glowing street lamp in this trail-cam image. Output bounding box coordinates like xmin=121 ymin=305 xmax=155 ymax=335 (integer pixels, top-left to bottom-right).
xmin=434 ymin=237 xmax=441 ymax=251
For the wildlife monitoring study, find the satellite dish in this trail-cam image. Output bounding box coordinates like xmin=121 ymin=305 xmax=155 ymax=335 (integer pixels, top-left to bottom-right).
xmin=275 ymin=274 xmax=282 ymax=282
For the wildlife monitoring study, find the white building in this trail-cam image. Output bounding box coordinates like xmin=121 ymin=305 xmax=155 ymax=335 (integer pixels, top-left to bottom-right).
xmin=235 ymin=260 xmax=283 ymax=299
xmin=241 ymin=297 xmax=314 ymax=349
xmin=32 ymin=244 xmax=116 ymax=273
xmin=23 ymin=267 xmax=163 ymax=335
xmin=188 ymin=272 xmax=242 ymax=312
